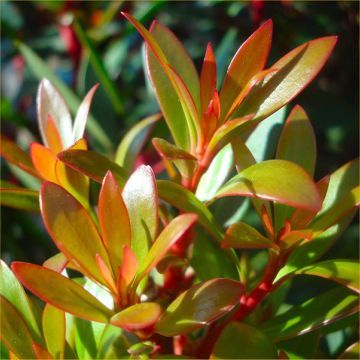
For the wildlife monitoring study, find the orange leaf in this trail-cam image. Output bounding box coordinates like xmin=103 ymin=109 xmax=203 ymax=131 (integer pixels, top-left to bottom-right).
xmin=46 ymin=115 xmax=63 ymax=154
xmin=30 ymin=143 xmax=58 ymax=183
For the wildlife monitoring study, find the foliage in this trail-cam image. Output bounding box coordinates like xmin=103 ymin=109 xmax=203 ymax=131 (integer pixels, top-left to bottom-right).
xmin=1 ymin=4 xmax=359 ymax=359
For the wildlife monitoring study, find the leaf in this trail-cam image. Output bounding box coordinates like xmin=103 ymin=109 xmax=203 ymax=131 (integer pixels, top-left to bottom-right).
xmin=262 ymin=287 xmax=358 ymax=341
xmin=73 ymin=84 xmax=99 ymax=142
xmin=215 ymin=160 xmax=322 ymax=212
xmin=237 ymin=36 xmax=337 ymax=122
xmin=57 ymin=149 xmax=128 ymax=187
xmin=115 ymin=113 xmax=160 ymax=171
xmin=0 ymin=260 xmax=42 ymax=343
xmin=0 ymin=134 xmax=39 ymax=177
xmin=157 ymin=180 xmax=223 ymax=240
xmin=43 ymin=253 xmax=68 ymax=273
xmin=30 ymin=143 xmax=58 ymax=183
xmin=40 ymin=182 xmax=111 ymax=285
xmin=339 ymin=341 xmax=360 ymax=359
xmin=0 ymin=296 xmax=37 ymax=359
xmin=32 ymin=343 xmax=53 ymax=359
xmin=42 ymin=304 xmax=65 ymax=359
xmin=223 ymin=222 xmax=277 ymax=249
xmin=156 ymin=278 xmax=243 ymax=336
xmin=134 ymin=214 xmax=197 ymax=286
xmin=295 ymin=260 xmax=359 ymax=293
xmin=98 ymin=171 xmax=131 ymax=271
xmin=37 ymin=78 xmax=73 ymax=149
xmin=220 ymin=20 xmax=273 ymax=122
xmin=211 ymin=322 xmax=277 ymax=359
xmin=0 ymin=187 xmax=40 ymax=212
xmin=12 ymin=262 xmax=113 ymax=322
xmin=110 ymin=303 xmax=162 ymax=331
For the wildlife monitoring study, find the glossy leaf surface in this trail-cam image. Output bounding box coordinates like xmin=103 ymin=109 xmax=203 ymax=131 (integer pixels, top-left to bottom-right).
xmin=156 ymin=279 xmax=243 ymax=336
xmin=0 ymin=187 xmax=40 ymax=212
xmin=211 ymin=322 xmax=277 ymax=359
xmin=215 ymin=160 xmax=321 ymax=211
xmin=110 ymin=303 xmax=162 ymax=331
xmin=123 ymin=165 xmax=158 ymax=263
xmin=31 ymin=143 xmax=58 ymax=183
xmin=12 ymin=262 xmax=113 ymax=322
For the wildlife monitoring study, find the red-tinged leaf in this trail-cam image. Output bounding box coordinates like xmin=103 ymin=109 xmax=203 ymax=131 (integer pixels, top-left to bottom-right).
xmin=223 ymin=222 xmax=277 ymax=249
xmin=0 ymin=134 xmax=39 ymax=177
xmin=0 ymin=187 xmax=40 ymax=212
xmin=96 ymin=255 xmax=117 ymax=295
xmin=43 ymin=253 xmax=68 ymax=273
xmin=30 ymin=143 xmax=58 ymax=183
xmin=0 ymin=296 xmax=37 ymax=359
xmin=73 ymin=84 xmax=99 ymax=142
xmin=99 ymin=171 xmax=131 ymax=270
xmin=110 ymin=303 xmax=162 ymax=331
xmin=237 ymin=36 xmax=337 ymax=121
xmin=46 ymin=115 xmax=63 ymax=154
xmin=32 ymin=343 xmax=53 ymax=359
xmin=215 ymin=160 xmax=322 ymax=212
xmin=42 ymin=304 xmax=65 ymax=359
xmin=37 ymin=78 xmax=73 ymax=148
xmin=156 ymin=278 xmax=243 ymax=336
xmin=121 ymin=246 xmax=139 ymax=286
xmin=133 ymin=214 xmax=197 ymax=287
xmin=12 ymin=262 xmax=113 ymax=322
xmin=57 ymin=149 xmax=127 ymax=187
xmin=115 ymin=113 xmax=161 ymax=171
xmin=200 ymin=91 xmax=220 ymax=150
xmin=219 ymin=20 xmax=273 ymax=122
xmin=280 ymin=229 xmax=313 ymax=248
xmin=122 ymin=165 xmax=158 ymax=263
xmin=295 ymin=260 xmax=359 ymax=294
xmin=40 ymin=182 xmax=111 ymax=285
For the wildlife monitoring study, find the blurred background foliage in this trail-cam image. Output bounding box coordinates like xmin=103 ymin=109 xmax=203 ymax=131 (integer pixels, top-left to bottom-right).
xmin=0 ymin=1 xmax=358 ymax=357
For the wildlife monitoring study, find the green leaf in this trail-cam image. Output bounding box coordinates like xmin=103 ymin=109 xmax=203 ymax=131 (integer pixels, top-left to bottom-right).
xmin=339 ymin=341 xmax=360 ymax=359
xmin=223 ymin=222 xmax=277 ymax=249
xmin=0 ymin=187 xmax=40 ymax=212
xmin=156 ymin=278 xmax=243 ymax=336
xmin=295 ymin=260 xmax=359 ymax=293
xmin=215 ymin=160 xmax=321 ymax=212
xmin=12 ymin=262 xmax=113 ymax=323
xmin=211 ymin=322 xmax=277 ymax=359
xmin=157 ymin=180 xmax=223 ymax=240
xmin=123 ymin=165 xmax=158 ymax=263
xmin=0 ymin=296 xmax=37 ymax=359
xmin=115 ymin=113 xmax=160 ymax=171
xmin=110 ymin=303 xmax=162 ymax=331
xmin=219 ymin=20 xmax=272 ymax=122
xmin=237 ymin=36 xmax=337 ymax=122
xmin=43 ymin=304 xmax=65 ymax=359
xmin=40 ymin=182 xmax=111 ymax=285
xmin=134 ymin=214 xmax=197 ymax=286
xmin=262 ymin=287 xmax=358 ymax=341
xmin=57 ymin=149 xmax=128 ymax=187
xmin=18 ymin=43 xmax=112 ymax=152
xmin=0 ymin=260 xmax=43 ymax=344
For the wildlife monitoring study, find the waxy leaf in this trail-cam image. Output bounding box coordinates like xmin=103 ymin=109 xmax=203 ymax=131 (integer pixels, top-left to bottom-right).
xmin=12 ymin=262 xmax=113 ymax=322
xmin=220 ymin=20 xmax=273 ymax=122
xmin=339 ymin=341 xmax=360 ymax=359
xmin=40 ymin=182 xmax=111 ymax=284
xmin=223 ymin=222 xmax=277 ymax=249
xmin=43 ymin=253 xmax=68 ymax=273
xmin=115 ymin=113 xmax=161 ymax=171
xmin=99 ymin=171 xmax=131 ymax=270
xmin=43 ymin=304 xmax=65 ymax=359
xmin=32 ymin=343 xmax=53 ymax=359
xmin=237 ymin=36 xmax=337 ymax=121
xmin=58 ymin=149 xmax=127 ymax=187
xmin=123 ymin=165 xmax=158 ymax=263
xmin=262 ymin=287 xmax=358 ymax=341
xmin=31 ymin=143 xmax=58 ymax=183
xmin=0 ymin=134 xmax=39 ymax=178
xmin=156 ymin=278 xmax=243 ymax=336
xmin=215 ymin=160 xmax=321 ymax=212
xmin=110 ymin=303 xmax=162 ymax=331
xmin=134 ymin=214 xmax=197 ymax=286
xmin=0 ymin=296 xmax=37 ymax=359
xmin=157 ymin=180 xmax=223 ymax=240
xmin=211 ymin=322 xmax=277 ymax=359
xmin=0 ymin=187 xmax=40 ymax=212
xmin=296 ymin=260 xmax=359 ymax=293
xmin=46 ymin=115 xmax=64 ymax=154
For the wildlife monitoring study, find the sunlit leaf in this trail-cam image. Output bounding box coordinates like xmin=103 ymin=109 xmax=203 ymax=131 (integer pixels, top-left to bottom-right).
xmin=12 ymin=262 xmax=113 ymax=322
xmin=211 ymin=322 xmax=277 ymax=359
xmin=156 ymin=278 xmax=243 ymax=336
xmin=339 ymin=341 xmax=360 ymax=359
xmin=32 ymin=343 xmax=53 ymax=359
xmin=215 ymin=160 xmax=321 ymax=212
xmin=110 ymin=303 xmax=162 ymax=331
xmin=0 ymin=187 xmax=40 ymax=212
xmin=43 ymin=253 xmax=68 ymax=273
xmin=30 ymin=143 xmax=58 ymax=183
